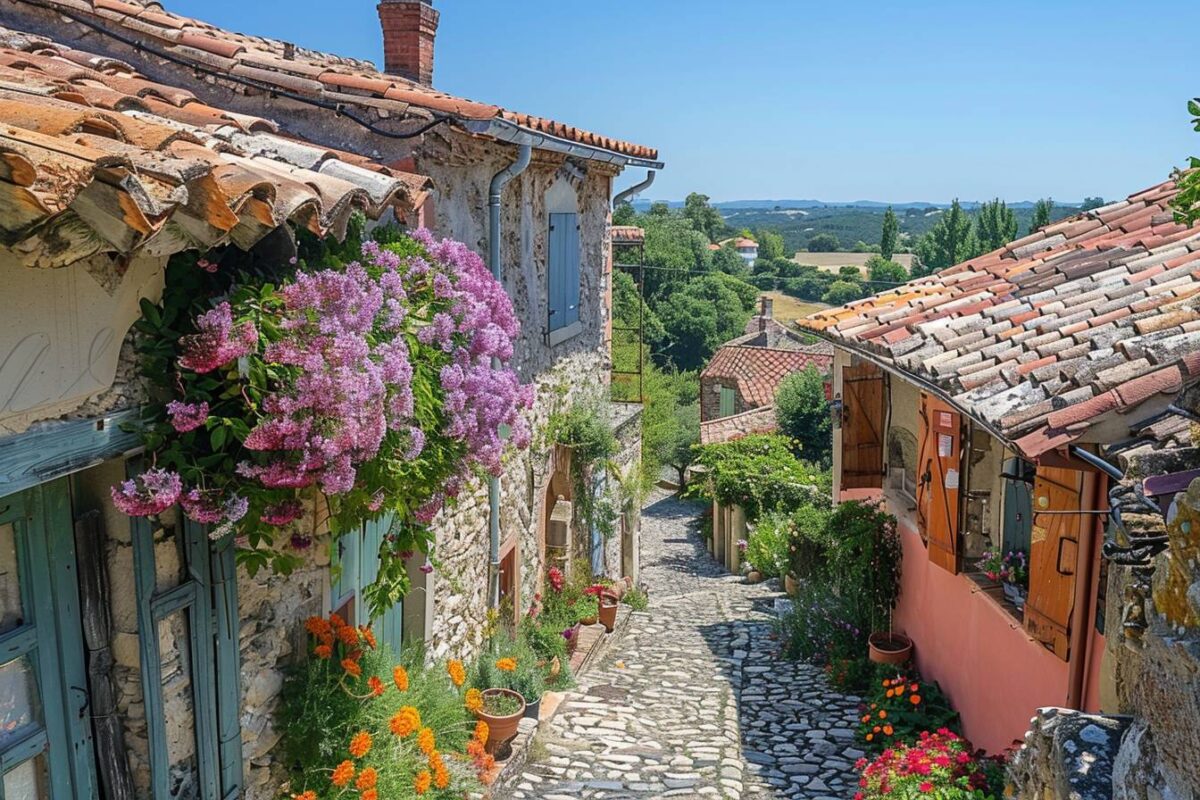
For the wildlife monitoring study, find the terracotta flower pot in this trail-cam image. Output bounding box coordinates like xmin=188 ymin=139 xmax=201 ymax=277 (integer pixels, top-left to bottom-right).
xmin=784 ymin=574 xmax=798 ymax=596
xmin=474 ymin=688 xmax=526 ymax=755
xmin=598 ymin=592 xmax=619 ymax=633
xmin=747 ymin=570 xmax=763 ymax=584
xmin=868 ymin=632 xmax=913 ymax=665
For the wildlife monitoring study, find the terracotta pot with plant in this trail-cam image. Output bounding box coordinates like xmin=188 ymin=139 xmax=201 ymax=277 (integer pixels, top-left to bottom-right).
xmin=595 ymin=587 xmax=619 ymax=633
xmin=868 ymin=631 xmax=913 ymax=665
xmin=472 ymin=688 xmax=525 ymax=755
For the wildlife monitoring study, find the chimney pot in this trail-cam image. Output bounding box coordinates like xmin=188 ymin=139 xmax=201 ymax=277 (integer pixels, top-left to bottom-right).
xmin=378 ymin=0 xmax=438 ymax=86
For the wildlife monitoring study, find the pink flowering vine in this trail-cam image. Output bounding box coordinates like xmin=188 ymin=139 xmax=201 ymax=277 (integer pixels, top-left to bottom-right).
xmin=110 ymin=467 xmax=182 ymax=516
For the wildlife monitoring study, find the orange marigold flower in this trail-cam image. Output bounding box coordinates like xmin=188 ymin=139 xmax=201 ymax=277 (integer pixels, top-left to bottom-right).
xmin=466 ymin=739 xmax=484 ymax=758
xmin=447 ymin=659 xmax=466 ymax=687
xmin=389 ymin=706 xmax=421 ymax=738
xmin=331 ymin=760 xmax=355 ymax=787
xmin=434 ymin=765 xmax=450 ymax=790
xmin=865 ymin=733 xmax=874 ymax=742
xmin=337 ymin=625 xmax=360 ymax=647
xmin=465 ymin=688 xmax=483 ymax=713
xmin=355 ymin=767 xmax=378 ymax=790
xmin=885 ymin=689 xmax=895 ymax=698
xmin=304 ymin=616 xmax=330 ymax=638
xmin=881 ymin=679 xmax=889 ymax=687
xmin=359 ymin=625 xmax=377 ymax=649
xmin=329 ymin=613 xmax=346 ymax=630
xmin=393 ymin=665 xmax=409 ymax=692
xmin=368 ymin=676 xmax=384 ymax=697
xmin=861 ymin=715 xmax=871 ymax=724
xmin=294 ymin=792 xmax=317 ymax=800
xmin=417 ymin=726 xmax=436 ymax=756
xmin=342 ymin=658 xmax=362 ymax=678
xmin=313 ymin=644 xmax=333 ymax=660
xmin=883 ymin=724 xmax=894 ymax=735
xmin=910 ymin=694 xmax=922 ymax=705
xmin=474 ymin=720 xmax=489 ymax=745
xmin=879 ymin=710 xmax=887 ymax=719
xmin=873 ymin=725 xmax=881 ymax=733
xmin=495 ymin=657 xmax=517 ymax=672
xmin=414 ymin=770 xmax=432 ymax=795
xmin=362 ymin=791 xmax=378 ymax=800
xmin=348 ymin=731 xmax=372 ymax=759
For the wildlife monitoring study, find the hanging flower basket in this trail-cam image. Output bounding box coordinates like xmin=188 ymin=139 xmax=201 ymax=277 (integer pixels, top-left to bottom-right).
xmin=868 ymin=632 xmax=913 ymax=665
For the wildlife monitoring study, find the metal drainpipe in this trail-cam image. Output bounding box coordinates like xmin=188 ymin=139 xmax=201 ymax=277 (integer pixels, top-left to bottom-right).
xmin=612 ymin=170 xmax=656 ymax=209
xmin=486 ymin=143 xmax=532 ymax=609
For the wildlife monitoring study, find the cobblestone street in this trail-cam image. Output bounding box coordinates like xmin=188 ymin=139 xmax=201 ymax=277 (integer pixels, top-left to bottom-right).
xmin=510 ymin=491 xmax=863 ymax=800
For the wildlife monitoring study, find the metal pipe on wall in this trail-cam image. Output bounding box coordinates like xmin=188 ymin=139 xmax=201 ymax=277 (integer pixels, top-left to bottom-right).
xmin=485 ymin=143 xmax=532 ymax=609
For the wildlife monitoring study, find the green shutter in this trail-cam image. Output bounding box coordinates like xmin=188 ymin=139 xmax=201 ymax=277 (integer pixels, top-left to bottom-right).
xmin=719 ymin=385 xmax=735 ymax=417
xmin=211 ymin=537 xmax=243 ymax=799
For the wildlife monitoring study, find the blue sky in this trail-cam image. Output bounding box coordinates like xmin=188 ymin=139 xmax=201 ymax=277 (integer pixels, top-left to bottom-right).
xmin=169 ymin=0 xmax=1200 ymax=205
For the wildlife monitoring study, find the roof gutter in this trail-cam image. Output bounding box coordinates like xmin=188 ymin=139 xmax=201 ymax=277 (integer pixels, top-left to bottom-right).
xmin=613 ymin=170 xmax=656 ymax=209
xmin=460 ymin=118 xmax=664 ymax=171
xmin=486 ymin=142 xmax=532 ymax=610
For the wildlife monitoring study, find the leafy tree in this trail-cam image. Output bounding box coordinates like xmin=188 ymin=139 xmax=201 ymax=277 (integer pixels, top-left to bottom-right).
xmin=612 ymin=269 xmax=666 ymax=351
xmin=635 ymin=364 xmax=699 ymax=492
xmin=712 ymin=243 xmax=749 ymax=276
xmin=838 ymin=265 xmax=863 ymax=282
xmin=612 ymin=202 xmax=636 ymax=226
xmin=756 ymin=229 xmax=787 ymax=261
xmin=807 ymin=232 xmax=841 ymax=252
xmin=684 ymin=192 xmax=728 ymax=242
xmin=865 ymin=255 xmax=908 ymax=284
xmin=913 ymin=200 xmax=977 ymax=273
xmin=656 ymin=273 xmax=757 ymax=370
xmin=1172 ymin=98 xmax=1200 ymax=225
xmin=1080 ymin=196 xmax=1106 ymax=212
xmin=775 ymin=365 xmax=832 ymax=465
xmin=648 ymin=201 xmax=671 ymax=218
xmin=1029 ymin=198 xmax=1053 ymax=233
xmin=880 ymin=207 xmax=899 ymax=260
xmin=974 ymin=198 xmax=1018 ymax=253
xmin=640 ymin=212 xmax=714 ymax=297
xmin=822 ymin=279 xmax=864 ymax=306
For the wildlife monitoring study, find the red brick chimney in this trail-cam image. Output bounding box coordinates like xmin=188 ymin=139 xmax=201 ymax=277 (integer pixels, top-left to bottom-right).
xmin=378 ymin=0 xmax=439 ymax=86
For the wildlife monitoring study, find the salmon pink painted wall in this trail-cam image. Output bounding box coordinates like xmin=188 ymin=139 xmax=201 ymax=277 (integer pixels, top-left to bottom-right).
xmin=891 ymin=518 xmax=1071 ymax=753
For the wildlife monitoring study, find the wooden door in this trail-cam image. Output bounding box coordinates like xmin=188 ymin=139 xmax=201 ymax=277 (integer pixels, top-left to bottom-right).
xmin=1025 ymin=467 xmax=1082 ymax=660
xmin=841 ymin=362 xmax=885 ymax=489
xmin=917 ymin=394 xmax=962 ymax=573
xmin=0 ymin=481 xmax=95 ymax=800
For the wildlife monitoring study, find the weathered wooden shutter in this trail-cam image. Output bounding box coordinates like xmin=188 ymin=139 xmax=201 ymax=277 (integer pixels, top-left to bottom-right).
xmin=548 ymin=212 xmax=580 ymax=332
xmin=841 ymin=361 xmax=885 ymax=489
xmin=719 ymin=385 xmax=735 ymax=417
xmin=1025 ymin=466 xmax=1082 ymax=660
xmin=211 ymin=536 xmax=243 ymax=799
xmin=917 ymin=393 xmax=962 ymax=573
xmin=360 ymin=516 xmax=403 ymax=654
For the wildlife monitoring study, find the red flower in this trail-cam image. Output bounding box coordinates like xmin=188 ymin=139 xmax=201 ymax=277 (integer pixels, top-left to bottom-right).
xmin=919 ymin=781 xmax=933 ymax=793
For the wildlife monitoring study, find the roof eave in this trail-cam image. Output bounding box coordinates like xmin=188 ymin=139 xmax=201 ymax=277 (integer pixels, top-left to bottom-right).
xmin=459 ymin=118 xmax=664 ymax=170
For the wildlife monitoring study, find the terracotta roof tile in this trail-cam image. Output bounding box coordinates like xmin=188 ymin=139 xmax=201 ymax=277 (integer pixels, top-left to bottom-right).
xmin=701 ymin=345 xmax=832 ymax=409
xmin=12 ymin=0 xmax=658 ymax=162
xmin=699 ymin=406 xmax=779 ymax=445
xmin=0 ymin=25 xmax=431 ymax=267
xmin=800 ymin=175 xmax=1200 ymax=458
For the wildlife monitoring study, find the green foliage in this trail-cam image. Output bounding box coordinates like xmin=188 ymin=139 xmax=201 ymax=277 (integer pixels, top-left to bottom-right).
xmin=824 ymin=501 xmax=903 ymax=632
xmin=973 ymin=198 xmax=1018 ymax=253
xmin=822 ymin=279 xmax=865 ymax=305
xmin=612 ymin=202 xmax=636 ymax=226
xmin=683 ymin=192 xmax=730 ymax=243
xmin=656 ymin=273 xmax=757 ymax=371
xmin=470 ymin=630 xmax=549 ymax=701
xmin=857 ymin=729 xmax=1001 ymax=799
xmin=865 ymin=255 xmax=908 ymax=284
xmin=880 ymin=206 xmax=899 ymax=260
xmin=689 ymin=434 xmax=830 ymax=519
xmin=913 ymin=200 xmax=977 ymax=275
xmin=550 ymin=402 xmax=618 ymax=540
xmin=778 ymin=578 xmax=866 ymax=663
xmin=640 ymin=212 xmax=715 ymax=298
xmin=756 ymin=229 xmax=787 ymax=261
xmin=807 ymin=232 xmax=842 ymax=252
xmin=774 ymin=366 xmax=832 ymax=465
xmin=744 ymin=514 xmax=791 ymax=579
xmin=1029 ymin=197 xmax=1053 ymax=233
xmin=712 ymin=244 xmax=749 ymax=276
xmin=787 ymin=504 xmax=834 ymax=581
xmin=1080 ymin=196 xmax=1106 ymax=212
xmin=1173 ymin=99 xmax=1200 ymax=225
xmin=857 ymin=673 xmax=960 ymax=753
xmin=620 ymin=585 xmax=649 ymax=611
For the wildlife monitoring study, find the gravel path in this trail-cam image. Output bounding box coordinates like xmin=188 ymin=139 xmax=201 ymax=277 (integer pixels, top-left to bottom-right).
xmin=509 ymin=491 xmax=863 ymax=800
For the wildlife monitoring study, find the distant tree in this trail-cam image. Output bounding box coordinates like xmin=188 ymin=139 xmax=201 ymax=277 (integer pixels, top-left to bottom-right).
xmin=712 ymin=244 xmax=748 ymax=276
xmin=807 ymin=232 xmax=841 ymax=252
xmin=880 ymin=206 xmax=899 ymax=260
xmin=649 ymin=201 xmax=671 ymax=218
xmin=865 ymin=255 xmax=908 ymax=284
xmin=756 ymin=229 xmax=786 ymax=261
xmin=656 ymin=273 xmax=757 ymax=371
xmin=913 ymin=199 xmax=977 ymax=273
xmin=1173 ymin=99 xmax=1200 ymax=225
xmin=775 ymin=365 xmax=832 ymax=465
xmin=635 ymin=363 xmax=699 ymax=491
xmin=612 ymin=269 xmax=666 ymax=346
xmin=1030 ymin=198 xmax=1053 ymax=233
xmin=821 ymin=279 xmax=864 ymax=306
xmin=837 ymin=265 xmax=862 ymax=282
xmin=683 ymin=192 xmax=727 ymax=242
xmin=612 ymin=202 xmax=636 ymax=226
xmin=850 ymin=240 xmax=876 ymax=253
xmin=974 ymin=198 xmax=1018 ymax=253
xmin=640 ymin=213 xmax=714 ymax=297
xmin=1080 ymin=196 xmax=1106 ymax=212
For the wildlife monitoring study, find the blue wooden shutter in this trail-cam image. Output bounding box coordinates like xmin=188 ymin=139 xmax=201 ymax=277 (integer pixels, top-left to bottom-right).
xmin=211 ymin=537 xmax=243 ymax=800
xmin=360 ymin=516 xmax=403 ymax=655
xmin=564 ymin=214 xmax=580 ymax=327
xmin=548 ymin=213 xmax=581 ymax=333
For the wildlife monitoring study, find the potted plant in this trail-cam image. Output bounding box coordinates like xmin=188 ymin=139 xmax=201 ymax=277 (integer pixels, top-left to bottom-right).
xmin=473 ymin=688 xmax=525 ymax=755
xmin=977 ymin=549 xmax=1029 ymax=609
xmin=868 ymin=631 xmax=913 ymax=665
xmin=590 ymin=585 xmax=620 ymax=633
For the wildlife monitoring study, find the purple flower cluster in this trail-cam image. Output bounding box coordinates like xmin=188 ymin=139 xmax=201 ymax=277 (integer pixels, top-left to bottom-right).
xmin=178 ymin=302 xmax=258 ymax=374
xmin=180 ymin=488 xmax=248 ymax=527
xmin=110 ymin=467 xmax=182 ymax=516
xmin=166 ymin=400 xmax=209 ymax=433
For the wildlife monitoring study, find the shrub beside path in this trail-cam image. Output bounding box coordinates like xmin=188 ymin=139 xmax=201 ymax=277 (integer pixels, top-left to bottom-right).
xmin=509 ymin=491 xmax=863 ymax=800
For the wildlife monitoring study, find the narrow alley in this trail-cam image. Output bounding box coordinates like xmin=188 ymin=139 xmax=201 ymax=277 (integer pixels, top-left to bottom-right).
xmin=511 ymin=492 xmax=863 ymax=800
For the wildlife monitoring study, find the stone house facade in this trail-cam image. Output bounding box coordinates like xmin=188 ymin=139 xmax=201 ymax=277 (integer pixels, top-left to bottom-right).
xmin=801 ymin=176 xmax=1200 ymax=788
xmin=0 ymin=1 xmax=657 ymax=798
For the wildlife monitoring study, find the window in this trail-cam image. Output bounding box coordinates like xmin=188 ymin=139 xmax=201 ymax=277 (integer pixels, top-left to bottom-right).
xmin=719 ymin=385 xmax=735 ymax=417
xmin=547 ymin=212 xmax=580 ymax=335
